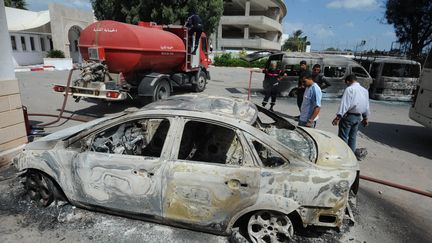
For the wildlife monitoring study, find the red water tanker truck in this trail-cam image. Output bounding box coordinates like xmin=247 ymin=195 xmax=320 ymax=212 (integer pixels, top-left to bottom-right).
xmin=53 ymin=20 xmax=212 ymax=102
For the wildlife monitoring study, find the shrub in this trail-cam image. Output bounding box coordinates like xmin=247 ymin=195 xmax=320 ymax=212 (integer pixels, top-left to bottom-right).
xmin=213 ymin=52 xmax=267 ymax=68
xmin=46 ymin=50 xmax=65 ymax=58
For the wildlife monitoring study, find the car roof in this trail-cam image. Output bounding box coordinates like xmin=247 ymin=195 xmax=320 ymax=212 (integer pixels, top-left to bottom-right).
xmin=143 ymin=94 xmax=259 ymax=124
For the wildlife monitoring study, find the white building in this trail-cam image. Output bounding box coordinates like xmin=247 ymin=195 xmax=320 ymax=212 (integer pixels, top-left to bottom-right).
xmin=214 ymin=0 xmax=287 ymax=51
xmin=5 ymin=3 xmax=93 ymax=66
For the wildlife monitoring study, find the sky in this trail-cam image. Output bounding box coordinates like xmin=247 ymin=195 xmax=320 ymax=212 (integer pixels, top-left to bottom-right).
xmin=25 ymin=0 xmax=398 ymax=51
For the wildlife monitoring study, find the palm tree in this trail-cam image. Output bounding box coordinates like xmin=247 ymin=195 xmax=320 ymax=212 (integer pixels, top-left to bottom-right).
xmin=282 ymin=30 xmax=310 ymax=52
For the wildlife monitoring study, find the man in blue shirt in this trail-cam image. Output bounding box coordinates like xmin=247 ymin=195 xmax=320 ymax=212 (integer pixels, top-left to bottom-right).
xmin=298 ymin=71 xmax=322 ymax=128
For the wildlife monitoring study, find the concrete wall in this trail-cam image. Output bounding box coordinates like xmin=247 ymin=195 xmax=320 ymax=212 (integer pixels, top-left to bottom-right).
xmin=215 ymin=0 xmax=286 ymax=51
xmin=9 ymin=32 xmax=51 ymax=66
xmin=49 ymin=3 xmax=93 ymax=61
xmin=0 ymin=0 xmax=27 ymax=167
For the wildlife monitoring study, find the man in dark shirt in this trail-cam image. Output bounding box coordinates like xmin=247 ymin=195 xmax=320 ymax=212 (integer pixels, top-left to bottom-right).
xmin=297 ymin=60 xmax=308 ymax=110
xmin=312 ymin=64 xmax=331 ymax=90
xmin=186 ymin=11 xmax=204 ymax=55
xmin=262 ymin=62 xmax=284 ymax=111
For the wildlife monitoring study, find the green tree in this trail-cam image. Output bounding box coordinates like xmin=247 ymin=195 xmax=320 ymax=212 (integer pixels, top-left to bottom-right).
xmin=281 ymin=30 xmax=310 ymax=52
xmin=5 ymin=0 xmax=27 ymax=9
xmin=324 ymin=47 xmax=340 ymax=51
xmin=385 ymin=0 xmax=432 ymax=60
xmin=90 ymin=0 xmax=223 ymax=36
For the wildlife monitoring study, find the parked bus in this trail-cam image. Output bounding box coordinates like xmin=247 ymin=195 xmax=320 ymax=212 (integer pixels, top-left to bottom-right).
xmin=409 ymin=51 xmax=432 ymax=128
xmin=355 ymin=57 xmax=421 ymax=101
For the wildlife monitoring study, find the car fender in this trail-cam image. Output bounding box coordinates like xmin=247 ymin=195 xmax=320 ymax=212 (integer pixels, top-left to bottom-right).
xmin=226 ymin=194 xmax=300 ymax=232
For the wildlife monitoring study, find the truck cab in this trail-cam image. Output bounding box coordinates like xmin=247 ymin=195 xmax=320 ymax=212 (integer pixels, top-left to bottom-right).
xmin=410 ymin=51 xmax=432 ymax=128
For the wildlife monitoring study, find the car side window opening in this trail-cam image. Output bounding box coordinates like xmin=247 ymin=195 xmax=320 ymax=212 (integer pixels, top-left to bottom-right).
xmin=178 ymin=121 xmax=244 ymax=165
xmin=370 ymin=63 xmax=380 ymax=78
xmin=324 ymin=66 xmax=346 ymax=78
xmin=252 ymin=140 xmax=288 ymax=168
xmin=90 ymin=118 xmax=170 ymax=157
xmin=351 ymin=66 xmax=369 ymax=78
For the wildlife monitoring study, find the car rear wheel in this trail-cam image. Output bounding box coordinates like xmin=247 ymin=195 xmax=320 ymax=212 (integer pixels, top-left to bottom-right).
xmin=247 ymin=211 xmax=294 ymax=243
xmin=25 ymin=171 xmax=62 ymax=207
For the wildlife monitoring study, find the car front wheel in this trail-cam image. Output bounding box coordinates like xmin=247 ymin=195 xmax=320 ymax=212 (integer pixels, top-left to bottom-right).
xmin=25 ymin=170 xmax=62 ymax=207
xmin=247 ymin=211 xmax=294 ymax=243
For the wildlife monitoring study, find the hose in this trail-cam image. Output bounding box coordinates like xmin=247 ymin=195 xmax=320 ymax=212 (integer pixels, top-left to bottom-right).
xmin=33 ymin=68 xmax=76 ymax=127
xmin=360 ymin=175 xmax=432 ymax=198
xmin=27 ymin=113 xmax=89 ymax=123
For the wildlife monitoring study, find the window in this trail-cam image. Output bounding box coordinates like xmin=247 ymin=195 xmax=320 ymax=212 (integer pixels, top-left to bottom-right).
xmin=351 ymin=66 xmax=369 ymax=78
xmin=74 ymin=40 xmax=79 ymax=52
xmin=382 ymin=63 xmax=420 ymax=78
xmin=49 ymin=38 xmax=53 ymax=50
xmin=30 ymin=37 xmax=35 ymax=51
xmin=20 ymin=36 xmax=27 ymax=51
xmin=178 ymin=121 xmax=244 ymax=165
xmin=201 ymin=37 xmax=207 ymax=53
xmin=370 ymin=63 xmax=380 ymax=78
xmin=90 ymin=119 xmax=170 ymax=157
xmin=40 ymin=37 xmax=46 ymax=51
xmin=324 ymin=66 xmax=346 ymax=78
xmin=10 ymin=36 xmax=17 ymax=50
xmin=252 ymin=140 xmax=287 ymax=167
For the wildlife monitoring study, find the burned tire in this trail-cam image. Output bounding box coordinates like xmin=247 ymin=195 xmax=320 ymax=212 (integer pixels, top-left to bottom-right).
xmin=247 ymin=211 xmax=294 ymax=243
xmin=192 ymin=72 xmax=207 ymax=92
xmin=25 ymin=170 xmax=63 ymax=207
xmin=153 ymin=79 xmax=171 ymax=102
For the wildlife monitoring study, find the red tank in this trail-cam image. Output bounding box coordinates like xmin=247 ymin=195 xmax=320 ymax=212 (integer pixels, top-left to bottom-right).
xmin=79 ymin=20 xmax=187 ymax=75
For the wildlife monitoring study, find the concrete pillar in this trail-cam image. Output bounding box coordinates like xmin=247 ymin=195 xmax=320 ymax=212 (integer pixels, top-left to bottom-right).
xmin=217 ymin=23 xmax=223 ymax=50
xmin=245 ymin=0 xmax=250 ymax=16
xmin=244 ymin=26 xmax=249 ymax=39
xmin=0 ymin=0 xmax=27 ymax=167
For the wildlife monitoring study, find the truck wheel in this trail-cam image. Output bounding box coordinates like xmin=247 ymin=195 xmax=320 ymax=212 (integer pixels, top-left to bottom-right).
xmin=153 ymin=79 xmax=171 ymax=102
xmin=192 ymin=72 xmax=207 ymax=92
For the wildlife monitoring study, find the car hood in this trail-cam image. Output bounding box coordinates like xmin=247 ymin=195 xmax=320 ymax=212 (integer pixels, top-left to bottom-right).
xmin=302 ymin=128 xmax=359 ymax=170
xmin=25 ymin=117 xmax=110 ymax=150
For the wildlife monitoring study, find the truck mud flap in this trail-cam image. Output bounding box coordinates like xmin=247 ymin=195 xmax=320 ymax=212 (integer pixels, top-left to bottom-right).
xmin=138 ymin=73 xmax=172 ymax=97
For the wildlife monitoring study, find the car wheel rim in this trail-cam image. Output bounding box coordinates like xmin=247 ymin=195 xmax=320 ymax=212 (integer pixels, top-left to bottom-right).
xmin=26 ymin=172 xmax=53 ymax=207
xmin=247 ymin=211 xmax=293 ymax=243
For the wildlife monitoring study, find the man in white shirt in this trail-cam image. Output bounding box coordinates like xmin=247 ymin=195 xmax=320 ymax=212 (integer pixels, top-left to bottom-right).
xmin=332 ymin=74 xmax=370 ymax=152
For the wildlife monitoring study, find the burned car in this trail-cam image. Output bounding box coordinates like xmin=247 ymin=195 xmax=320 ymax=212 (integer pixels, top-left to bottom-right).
xmin=14 ymin=94 xmax=359 ymax=242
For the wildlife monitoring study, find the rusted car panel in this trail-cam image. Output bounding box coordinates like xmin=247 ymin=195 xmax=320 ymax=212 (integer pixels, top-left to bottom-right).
xmin=14 ymin=94 xmax=358 ymax=238
xmin=356 ymin=57 xmax=421 ymax=101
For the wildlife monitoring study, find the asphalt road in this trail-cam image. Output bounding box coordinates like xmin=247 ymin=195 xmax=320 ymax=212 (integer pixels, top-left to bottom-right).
xmin=0 ymin=66 xmax=431 ymax=242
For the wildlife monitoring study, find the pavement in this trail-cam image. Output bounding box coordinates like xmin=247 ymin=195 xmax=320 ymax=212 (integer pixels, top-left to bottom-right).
xmin=0 ymin=66 xmax=431 ymax=242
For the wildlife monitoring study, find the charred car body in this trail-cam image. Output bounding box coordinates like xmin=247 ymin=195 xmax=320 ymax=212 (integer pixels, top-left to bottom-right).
xmin=355 ymin=57 xmax=421 ymax=101
xmin=243 ymin=51 xmax=372 ymax=97
xmin=14 ymin=95 xmax=359 ymax=242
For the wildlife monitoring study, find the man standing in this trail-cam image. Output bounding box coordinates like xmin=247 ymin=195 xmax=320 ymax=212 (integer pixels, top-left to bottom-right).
xmin=296 ymin=60 xmax=308 ymax=110
xmin=262 ymin=62 xmax=283 ymax=111
xmin=185 ymin=11 xmax=204 ymax=55
xmin=299 ymin=71 xmax=322 ymax=128
xmin=332 ymin=74 xmax=370 ymax=152
xmin=312 ymin=64 xmax=331 ymax=90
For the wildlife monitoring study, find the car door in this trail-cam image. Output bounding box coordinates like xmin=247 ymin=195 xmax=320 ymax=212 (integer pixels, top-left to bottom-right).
xmin=351 ymin=65 xmax=373 ymax=90
xmin=323 ymin=65 xmax=347 ymax=97
xmin=162 ymin=119 xmax=260 ymax=232
xmin=71 ymin=117 xmax=173 ymax=217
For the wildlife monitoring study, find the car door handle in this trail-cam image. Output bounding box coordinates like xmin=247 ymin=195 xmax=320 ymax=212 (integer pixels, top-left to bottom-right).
xmin=132 ymin=169 xmax=154 ymax=177
xmin=225 ymin=179 xmax=248 ymax=188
